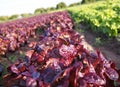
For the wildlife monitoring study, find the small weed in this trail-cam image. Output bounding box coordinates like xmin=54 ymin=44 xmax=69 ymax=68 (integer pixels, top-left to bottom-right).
xmin=20 ymin=52 xmax=26 ymax=58
xmin=95 ymin=37 xmax=103 ymax=46
xmin=76 ymin=28 xmax=85 ymax=34
xmin=9 ymin=55 xmax=17 ymax=63
xmin=116 ymin=34 xmax=120 ymax=42
xmin=36 ymin=27 xmax=44 ymax=34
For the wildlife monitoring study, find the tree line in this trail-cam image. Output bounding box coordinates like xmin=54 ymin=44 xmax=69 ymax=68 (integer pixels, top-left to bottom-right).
xmin=0 ymin=0 xmax=100 ymax=22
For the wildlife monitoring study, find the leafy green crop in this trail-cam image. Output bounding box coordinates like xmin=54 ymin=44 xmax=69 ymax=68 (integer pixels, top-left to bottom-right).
xmin=68 ymin=0 xmax=120 ymax=38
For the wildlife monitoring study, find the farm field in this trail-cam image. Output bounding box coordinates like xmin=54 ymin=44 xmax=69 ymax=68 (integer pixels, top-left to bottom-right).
xmin=0 ymin=0 xmax=120 ymax=86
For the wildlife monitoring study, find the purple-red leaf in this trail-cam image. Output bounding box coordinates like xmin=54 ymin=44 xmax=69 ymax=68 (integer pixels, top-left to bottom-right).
xmin=105 ymin=67 xmax=119 ymax=80
xmin=32 ymin=71 xmax=40 ymax=79
xmin=9 ymin=64 xmax=20 ymax=74
xmin=26 ymin=77 xmax=37 ymax=87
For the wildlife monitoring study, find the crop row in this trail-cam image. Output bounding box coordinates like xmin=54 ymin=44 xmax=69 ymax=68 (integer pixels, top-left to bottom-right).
xmin=69 ymin=0 xmax=120 ymax=38
xmin=0 ymin=11 xmax=73 ymax=55
xmin=3 ymin=14 xmax=120 ymax=86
